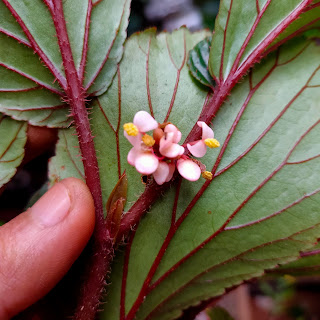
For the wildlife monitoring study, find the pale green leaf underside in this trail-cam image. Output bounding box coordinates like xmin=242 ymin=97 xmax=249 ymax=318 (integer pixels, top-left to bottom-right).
xmin=269 ymin=1 xmax=320 ymax=51
xmin=84 ymin=0 xmax=131 ymax=95
xmin=209 ymin=0 xmax=312 ymax=81
xmin=49 ymin=128 xmax=85 ymax=184
xmin=103 ymin=38 xmax=319 ymax=320
xmin=0 ymin=114 xmax=27 ymax=188
xmin=274 ymin=243 xmax=320 ymax=276
xmin=0 ymin=88 xmax=69 ymax=128
xmin=0 ymin=0 xmax=130 ymax=126
xmin=50 ymin=28 xmax=320 ymax=320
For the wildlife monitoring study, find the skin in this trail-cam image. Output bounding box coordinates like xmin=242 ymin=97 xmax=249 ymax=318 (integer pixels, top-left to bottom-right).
xmin=0 ymin=126 xmax=95 ymax=319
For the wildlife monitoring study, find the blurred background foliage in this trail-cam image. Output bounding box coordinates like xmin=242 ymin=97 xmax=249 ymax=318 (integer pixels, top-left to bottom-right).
xmin=128 ymin=0 xmax=220 ymax=35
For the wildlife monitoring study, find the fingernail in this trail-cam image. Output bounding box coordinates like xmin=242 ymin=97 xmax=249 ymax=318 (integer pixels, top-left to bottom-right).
xmin=31 ymin=183 xmax=71 ymax=227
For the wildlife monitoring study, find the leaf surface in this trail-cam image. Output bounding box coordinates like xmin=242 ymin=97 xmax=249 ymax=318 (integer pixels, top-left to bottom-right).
xmin=209 ymin=0 xmax=314 ymax=82
xmin=273 ymin=243 xmax=320 ymax=276
xmin=268 ymin=1 xmax=320 ymax=52
xmin=49 ymin=127 xmax=85 ymax=184
xmin=0 ymin=0 xmax=130 ymax=126
xmin=50 ymin=29 xmax=320 ymax=320
xmin=0 ymin=114 xmax=27 ymax=188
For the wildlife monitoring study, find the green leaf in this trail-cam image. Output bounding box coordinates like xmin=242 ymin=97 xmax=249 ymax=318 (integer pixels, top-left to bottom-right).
xmin=274 ymin=243 xmax=320 ymax=276
xmin=49 ymin=128 xmax=85 ymax=184
xmin=0 ymin=114 xmax=27 ymax=188
xmin=0 ymin=87 xmax=69 ymax=127
xmin=188 ymin=36 xmax=215 ymax=88
xmin=268 ymin=1 xmax=320 ymax=52
xmin=84 ymin=0 xmax=131 ymax=95
xmin=209 ymin=0 xmax=313 ymax=82
xmin=0 ymin=0 xmax=130 ymax=126
xmin=207 ymin=307 xmax=234 ymax=320
xmin=106 ymin=38 xmax=320 ymax=320
xmin=51 ymin=28 xmax=320 ymax=320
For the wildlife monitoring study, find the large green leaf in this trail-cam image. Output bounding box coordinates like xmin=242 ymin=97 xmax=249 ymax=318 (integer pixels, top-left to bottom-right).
xmin=0 ymin=114 xmax=27 ymax=188
xmin=50 ymin=28 xmax=320 ymax=320
xmin=209 ymin=0 xmax=314 ymax=82
xmin=0 ymin=0 xmax=130 ymax=127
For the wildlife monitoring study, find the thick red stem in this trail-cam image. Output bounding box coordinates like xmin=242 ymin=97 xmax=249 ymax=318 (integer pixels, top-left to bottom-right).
xmin=52 ymin=1 xmax=113 ymax=319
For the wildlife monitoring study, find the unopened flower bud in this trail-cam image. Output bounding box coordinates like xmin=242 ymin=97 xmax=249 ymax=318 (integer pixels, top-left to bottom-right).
xmin=153 ymin=127 xmax=164 ymax=144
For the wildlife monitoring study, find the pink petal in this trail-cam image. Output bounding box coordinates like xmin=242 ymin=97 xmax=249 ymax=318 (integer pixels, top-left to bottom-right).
xmin=162 ymin=144 xmax=185 ymax=158
xmin=166 ymin=162 xmax=176 ymax=182
xmin=164 ymin=124 xmax=182 ymax=143
xmin=160 ymin=134 xmax=185 ymax=158
xmin=187 ymin=140 xmax=207 ymax=158
xmin=177 ymin=159 xmax=201 ymax=181
xmin=159 ymin=132 xmax=174 ymax=150
xmin=133 ymin=111 xmax=158 ymax=132
xmin=197 ymin=121 xmax=214 ymax=140
xmin=127 ymin=147 xmax=139 ymax=166
xmin=134 ymin=152 xmax=159 ymax=174
xmin=124 ymin=131 xmax=142 ymax=149
xmin=153 ymin=161 xmax=170 ymax=185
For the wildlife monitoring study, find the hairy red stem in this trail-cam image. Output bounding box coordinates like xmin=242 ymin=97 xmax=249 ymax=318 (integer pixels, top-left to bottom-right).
xmin=52 ymin=1 xmax=113 ymax=319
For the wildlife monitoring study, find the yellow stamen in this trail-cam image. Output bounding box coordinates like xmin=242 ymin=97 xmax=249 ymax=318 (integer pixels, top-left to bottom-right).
xmin=202 ymin=171 xmax=213 ymax=180
xmin=142 ymin=134 xmax=155 ymax=147
xmin=204 ymin=138 xmax=220 ymax=148
xmin=123 ymin=123 xmax=138 ymax=136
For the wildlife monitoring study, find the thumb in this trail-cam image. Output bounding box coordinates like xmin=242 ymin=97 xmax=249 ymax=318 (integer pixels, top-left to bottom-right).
xmin=0 ymin=178 xmax=95 ymax=319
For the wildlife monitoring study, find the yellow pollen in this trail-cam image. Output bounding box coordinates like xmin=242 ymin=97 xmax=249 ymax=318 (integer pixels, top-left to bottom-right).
xmin=142 ymin=134 xmax=155 ymax=147
xmin=204 ymin=138 xmax=220 ymax=148
xmin=202 ymin=171 xmax=213 ymax=180
xmin=123 ymin=123 xmax=138 ymax=136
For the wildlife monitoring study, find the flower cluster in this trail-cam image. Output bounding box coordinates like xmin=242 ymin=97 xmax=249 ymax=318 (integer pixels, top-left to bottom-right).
xmin=123 ymin=111 xmax=220 ymax=185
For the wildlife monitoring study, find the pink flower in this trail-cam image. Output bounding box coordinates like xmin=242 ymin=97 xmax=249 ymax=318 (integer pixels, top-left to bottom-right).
xmin=153 ymin=161 xmax=175 ymax=185
xmin=124 ymin=112 xmax=220 ymax=184
xmin=127 ymin=145 xmax=159 ymax=175
xmin=124 ymin=110 xmax=158 ymax=147
xmin=124 ymin=111 xmax=159 ymax=175
xmin=177 ymin=158 xmax=201 ymax=181
xmin=159 ymin=124 xmax=185 ymax=158
xmin=187 ymin=121 xmax=219 ymax=158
